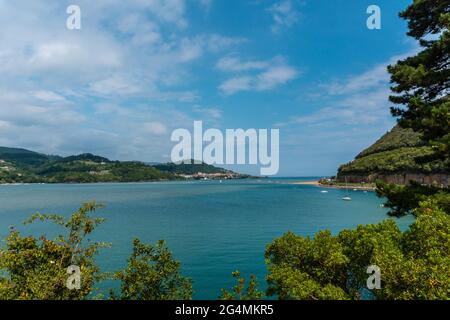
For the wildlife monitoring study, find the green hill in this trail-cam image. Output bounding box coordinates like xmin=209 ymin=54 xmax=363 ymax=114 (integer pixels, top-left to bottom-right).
xmin=0 ymin=147 xmax=59 ymax=166
xmin=0 ymin=148 xmax=244 ymax=184
xmin=355 ymin=126 xmax=425 ymax=159
xmin=154 ymin=161 xmax=229 ymax=175
xmin=337 ymin=126 xmax=449 ymax=182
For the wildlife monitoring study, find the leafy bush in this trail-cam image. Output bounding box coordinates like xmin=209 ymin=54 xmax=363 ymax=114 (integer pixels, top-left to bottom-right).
xmin=0 ymin=203 xmax=192 ymax=300
xmin=0 ymin=202 xmax=107 ymax=299
xmin=265 ymin=204 xmax=450 ymax=300
xmin=112 ymin=239 xmax=193 ymax=300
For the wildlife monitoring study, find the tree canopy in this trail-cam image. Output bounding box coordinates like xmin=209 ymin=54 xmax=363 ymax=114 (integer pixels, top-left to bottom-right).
xmin=112 ymin=239 xmax=192 ymax=300
xmin=265 ymin=199 xmax=450 ymax=300
xmin=0 ymin=203 xmax=192 ymax=300
xmin=0 ymin=202 xmax=107 ymax=299
xmin=388 ymin=0 xmax=449 ymax=159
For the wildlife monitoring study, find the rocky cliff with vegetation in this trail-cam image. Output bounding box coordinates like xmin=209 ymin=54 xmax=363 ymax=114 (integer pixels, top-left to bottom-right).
xmin=337 ymin=126 xmax=449 ymax=187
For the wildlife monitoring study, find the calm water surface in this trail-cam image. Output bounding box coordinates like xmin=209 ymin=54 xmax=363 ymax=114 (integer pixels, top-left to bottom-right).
xmin=0 ymin=178 xmax=414 ymax=299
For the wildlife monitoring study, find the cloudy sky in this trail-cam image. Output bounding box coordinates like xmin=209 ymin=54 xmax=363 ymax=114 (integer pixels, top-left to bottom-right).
xmin=0 ymin=0 xmax=416 ymax=176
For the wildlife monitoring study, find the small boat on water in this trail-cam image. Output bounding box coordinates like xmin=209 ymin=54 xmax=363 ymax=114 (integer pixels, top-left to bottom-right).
xmin=342 ymin=177 xmax=352 ymax=201
xmin=321 ymin=190 xmax=329 ymax=193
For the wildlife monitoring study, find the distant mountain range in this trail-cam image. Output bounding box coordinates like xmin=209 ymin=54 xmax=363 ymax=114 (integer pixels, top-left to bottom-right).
xmin=337 ymin=126 xmax=449 ymax=186
xmin=0 ymin=147 xmax=248 ymax=184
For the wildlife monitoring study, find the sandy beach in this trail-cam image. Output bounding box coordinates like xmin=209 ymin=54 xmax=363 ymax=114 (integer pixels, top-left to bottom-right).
xmin=290 ymin=181 xmax=320 ymax=185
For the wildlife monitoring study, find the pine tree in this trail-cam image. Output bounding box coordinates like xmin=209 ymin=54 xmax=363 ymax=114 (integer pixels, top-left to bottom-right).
xmin=388 ymin=0 xmax=449 ymax=158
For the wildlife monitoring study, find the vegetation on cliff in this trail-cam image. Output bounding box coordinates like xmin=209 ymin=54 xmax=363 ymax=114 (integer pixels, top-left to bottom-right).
xmin=375 ymin=0 xmax=449 ymax=217
xmin=340 ymin=0 xmax=449 ymax=179
xmin=356 ymin=126 xmax=425 ymax=158
xmin=338 ymin=126 xmax=448 ymax=176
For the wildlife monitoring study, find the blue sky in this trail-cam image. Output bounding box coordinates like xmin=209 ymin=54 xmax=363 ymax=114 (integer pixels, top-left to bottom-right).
xmin=0 ymin=0 xmax=416 ymax=176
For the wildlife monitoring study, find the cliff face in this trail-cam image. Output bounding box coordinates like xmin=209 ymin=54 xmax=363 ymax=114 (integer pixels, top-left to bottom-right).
xmin=340 ymin=173 xmax=449 ymax=187
xmin=337 ymin=126 xmax=449 ymax=187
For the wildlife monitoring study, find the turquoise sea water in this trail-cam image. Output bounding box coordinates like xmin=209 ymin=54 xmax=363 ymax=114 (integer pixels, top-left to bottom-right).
xmin=0 ymin=178 xmax=414 ymax=299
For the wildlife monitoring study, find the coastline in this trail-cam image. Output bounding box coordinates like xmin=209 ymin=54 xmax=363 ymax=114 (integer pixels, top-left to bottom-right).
xmin=0 ymin=177 xmax=257 ymax=186
xmin=290 ymin=180 xmax=376 ymax=191
xmin=290 ymin=181 xmax=320 ymax=185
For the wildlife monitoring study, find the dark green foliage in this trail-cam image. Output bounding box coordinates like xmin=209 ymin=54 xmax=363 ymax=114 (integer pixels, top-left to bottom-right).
xmin=0 ymin=146 xmax=57 ymax=166
xmin=219 ymin=271 xmax=264 ymax=300
xmin=265 ymin=203 xmax=450 ymax=300
xmin=376 ymin=180 xmax=450 ymax=217
xmin=265 ymin=231 xmax=350 ymax=300
xmin=32 ymin=158 xmax=175 ymax=183
xmin=339 ymin=146 xmax=448 ymax=175
xmin=388 ymin=0 xmax=449 ymax=159
xmin=154 ymin=161 xmax=229 ymax=175
xmin=338 ymin=125 xmax=448 ymax=176
xmin=112 ymin=239 xmax=193 ymax=300
xmin=0 ymin=147 xmax=240 ymax=183
xmin=373 ymin=0 xmax=450 ymax=215
xmin=356 ymin=126 xmax=424 ymax=158
xmin=108 ymin=162 xmax=174 ymax=182
xmin=60 ymin=153 xmax=111 ymax=164
xmin=400 ymin=0 xmax=450 ymax=39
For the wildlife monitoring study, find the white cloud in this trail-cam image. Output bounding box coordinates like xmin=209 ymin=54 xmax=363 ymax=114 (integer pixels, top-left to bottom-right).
xmin=323 ymin=51 xmax=418 ymax=95
xmin=178 ymin=38 xmax=204 ymax=62
xmin=267 ymin=1 xmax=300 ymax=34
xmin=324 ymin=64 xmax=389 ymax=95
xmin=192 ymin=105 xmax=223 ymax=119
xmin=0 ymin=91 xmax=85 ymax=129
xmin=275 ymin=54 xmax=411 ymax=132
xmin=146 ymin=0 xmax=188 ymax=28
xmin=219 ymin=76 xmax=253 ymax=95
xmin=256 ymin=65 xmax=298 ymax=90
xmin=216 ymin=56 xmax=268 ymax=72
xmin=286 ymin=88 xmax=391 ymax=127
xmin=117 ymin=14 xmax=161 ymax=46
xmin=0 ymin=1 xmax=245 ymax=103
xmin=99 ymin=0 xmax=188 ymax=28
xmin=0 ymin=1 xmax=244 ymax=161
xmin=142 ymin=121 xmax=168 ymax=135
xmin=206 ymin=34 xmax=247 ymax=53
xmin=89 ymin=75 xmax=141 ymax=96
xmin=32 ymin=91 xmax=67 ymax=102
xmin=218 ymin=56 xmax=298 ymax=95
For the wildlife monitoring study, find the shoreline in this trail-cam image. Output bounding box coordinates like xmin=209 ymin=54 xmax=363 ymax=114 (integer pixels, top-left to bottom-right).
xmin=0 ymin=177 xmax=257 ymax=186
xmin=290 ymin=180 xmax=376 ymax=191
